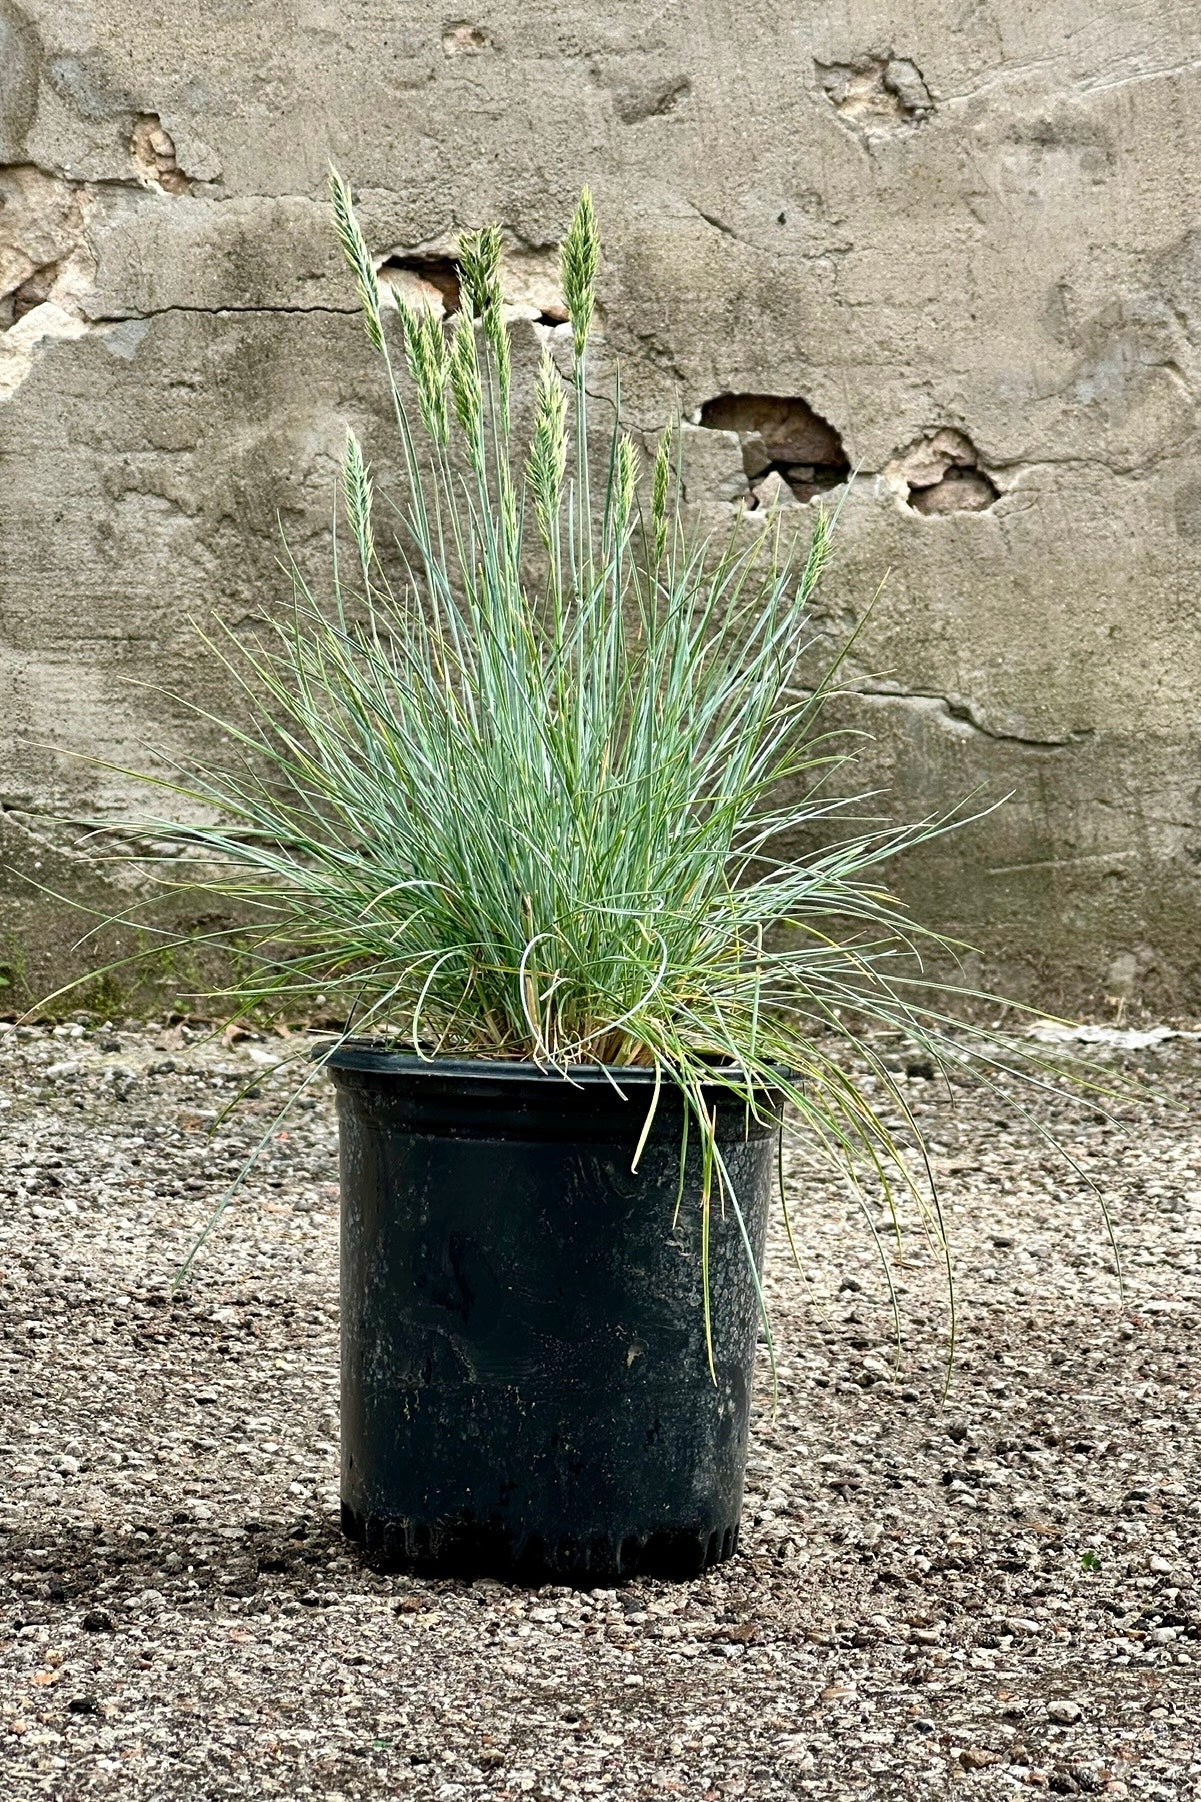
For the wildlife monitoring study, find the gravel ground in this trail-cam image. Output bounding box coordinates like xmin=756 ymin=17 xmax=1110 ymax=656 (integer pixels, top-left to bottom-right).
xmin=1 ymin=1016 xmax=1200 ymax=1801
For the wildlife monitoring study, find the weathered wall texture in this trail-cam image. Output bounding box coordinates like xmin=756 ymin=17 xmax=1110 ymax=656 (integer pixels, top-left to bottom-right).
xmin=2 ymin=1 xmax=1199 ymax=1012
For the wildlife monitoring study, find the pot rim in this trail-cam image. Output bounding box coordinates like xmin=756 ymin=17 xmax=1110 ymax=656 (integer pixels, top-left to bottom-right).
xmin=314 ymin=1038 xmax=787 ymax=1091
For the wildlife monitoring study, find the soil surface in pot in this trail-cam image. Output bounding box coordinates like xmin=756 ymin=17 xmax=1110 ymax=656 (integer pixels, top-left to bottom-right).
xmin=0 ymin=1017 xmax=1198 ymax=1799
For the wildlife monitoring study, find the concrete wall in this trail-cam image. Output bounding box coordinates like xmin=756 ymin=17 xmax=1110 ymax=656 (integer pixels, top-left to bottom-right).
xmin=2 ymin=1 xmax=1199 ymax=1014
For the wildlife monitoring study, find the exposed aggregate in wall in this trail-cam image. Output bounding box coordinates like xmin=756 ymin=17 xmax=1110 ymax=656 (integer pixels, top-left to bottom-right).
xmin=1 ymin=0 xmax=1199 ymax=1011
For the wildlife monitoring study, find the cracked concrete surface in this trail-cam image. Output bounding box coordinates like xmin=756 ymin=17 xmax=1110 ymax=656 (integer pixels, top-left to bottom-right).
xmin=0 ymin=1 xmax=1200 ymax=1012
xmin=852 ymin=690 xmax=1091 ymax=752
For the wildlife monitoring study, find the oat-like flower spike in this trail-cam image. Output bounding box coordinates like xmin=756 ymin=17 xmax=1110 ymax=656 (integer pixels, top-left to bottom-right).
xmin=329 ymin=168 xmax=384 ymax=353
xmin=341 ymin=429 xmax=375 ymax=584
xmin=614 ymin=434 xmax=640 ymax=539
xmin=458 ymin=224 xmax=503 ymax=322
xmin=526 ymin=350 xmax=567 ymax=547
xmin=560 ymin=188 xmax=600 ymax=362
xmin=458 ymin=223 xmax=511 ymax=428
xmin=652 ymin=426 xmax=673 ymax=568
xmin=449 ymin=310 xmax=484 ymax=471
xmin=399 ymin=302 xmax=450 ymax=449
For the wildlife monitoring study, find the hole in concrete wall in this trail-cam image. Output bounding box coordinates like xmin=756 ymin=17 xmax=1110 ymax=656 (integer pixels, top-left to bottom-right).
xmin=130 ymin=115 xmax=194 ymax=194
xmin=893 ymin=428 xmax=1000 ymax=515
xmin=698 ymin=394 xmax=850 ymax=504
xmin=378 ymin=247 xmax=572 ymax=329
xmin=377 ymin=254 xmax=462 ymax=320
xmin=815 ymin=55 xmax=933 ymax=131
xmin=910 ymin=465 xmax=999 ymax=515
xmin=443 ymin=21 xmax=492 ymax=55
xmin=525 ymin=301 xmax=569 ymax=327
xmin=10 ymin=259 xmax=59 ymax=323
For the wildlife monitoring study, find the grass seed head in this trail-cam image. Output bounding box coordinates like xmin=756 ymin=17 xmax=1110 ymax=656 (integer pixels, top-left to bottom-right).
xmin=561 ymin=188 xmax=600 ymax=362
xmin=341 ymin=429 xmax=375 ymax=580
xmin=329 ymin=168 xmax=385 ymax=352
xmin=527 ymin=350 xmax=567 ymax=545
xmin=457 ymin=223 xmax=504 ymax=322
xmin=652 ymin=425 xmax=673 ymax=565
xmin=400 ymin=302 xmax=450 ymax=448
xmin=615 ymin=434 xmax=639 ymax=537
xmin=449 ymin=310 xmax=485 ymax=466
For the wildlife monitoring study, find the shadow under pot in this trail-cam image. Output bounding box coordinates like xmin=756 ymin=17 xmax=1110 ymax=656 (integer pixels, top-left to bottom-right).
xmin=326 ymin=1046 xmax=782 ymax=1585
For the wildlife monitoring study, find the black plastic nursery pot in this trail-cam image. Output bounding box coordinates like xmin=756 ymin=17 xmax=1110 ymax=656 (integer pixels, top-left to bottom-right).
xmin=326 ymin=1046 xmax=783 ymax=1585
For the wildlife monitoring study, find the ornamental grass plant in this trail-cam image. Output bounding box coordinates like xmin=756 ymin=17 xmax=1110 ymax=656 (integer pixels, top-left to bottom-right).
xmin=45 ymin=180 xmax=1105 ymax=1358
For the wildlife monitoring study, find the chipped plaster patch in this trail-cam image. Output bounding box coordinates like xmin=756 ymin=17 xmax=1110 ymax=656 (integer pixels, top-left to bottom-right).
xmin=0 ymin=300 xmax=89 ymax=401
xmin=0 ymin=166 xmax=98 ymax=400
xmin=816 ymin=55 xmax=934 ymax=131
xmin=130 ymin=115 xmax=197 ymax=194
xmin=442 ymin=21 xmax=492 ymax=56
xmin=886 ymin=428 xmax=1000 ymax=514
xmin=0 ymin=164 xmax=94 ymax=315
xmin=1 ymin=113 xmax=209 ymax=399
